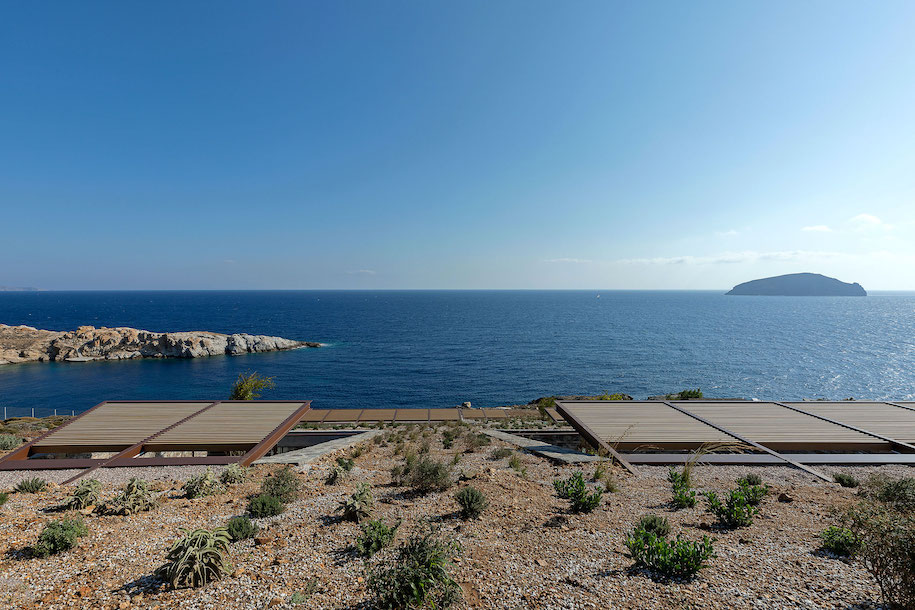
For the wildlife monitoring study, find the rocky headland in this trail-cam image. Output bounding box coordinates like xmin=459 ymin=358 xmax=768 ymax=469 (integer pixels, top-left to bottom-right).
xmin=0 ymin=324 xmax=320 ymax=365
xmin=726 ymin=272 xmax=866 ymax=296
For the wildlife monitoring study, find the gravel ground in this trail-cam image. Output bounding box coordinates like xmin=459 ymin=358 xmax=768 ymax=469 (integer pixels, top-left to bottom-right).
xmin=0 ymin=425 xmax=905 ymax=609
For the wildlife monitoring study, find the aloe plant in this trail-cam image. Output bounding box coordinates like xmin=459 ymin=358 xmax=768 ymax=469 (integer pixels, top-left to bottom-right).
xmin=102 ymin=478 xmax=157 ymax=515
xmin=157 ymin=527 xmax=232 ymax=588
xmin=63 ymin=479 xmax=102 ymax=510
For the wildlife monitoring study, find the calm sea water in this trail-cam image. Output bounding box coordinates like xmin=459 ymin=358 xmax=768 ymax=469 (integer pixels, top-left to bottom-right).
xmin=1 ymin=290 xmax=914 ymax=417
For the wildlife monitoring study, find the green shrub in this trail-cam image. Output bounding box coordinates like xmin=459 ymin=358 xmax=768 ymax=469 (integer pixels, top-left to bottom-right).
xmin=326 ymin=464 xmax=346 ymax=485
xmin=667 ymin=467 xmax=691 ymax=490
xmin=14 ymin=477 xmax=48 ymax=494
xmin=229 ymin=371 xmax=275 ymax=400
xmin=637 ymin=514 xmax=671 ymax=539
xmin=368 ymin=528 xmax=461 ymax=609
xmin=220 ymin=464 xmax=249 ymax=485
xmin=833 ymin=473 xmax=860 ymax=488
xmin=671 ymin=485 xmax=697 ymax=509
xmin=455 ymin=486 xmax=489 ymax=520
xmin=490 ymin=447 xmax=513 ymax=460
xmin=668 ymin=388 xmax=703 ymax=400
xmin=260 ymin=466 xmax=302 ymax=503
xmin=820 ymin=526 xmax=859 ymax=557
xmin=397 ymin=456 xmax=454 ymax=494
xmin=63 ymin=478 xmax=101 ymax=510
xmin=248 ymin=494 xmax=285 ymax=518
xmin=0 ymin=492 xmax=8 ymax=507
xmin=737 ymin=473 xmax=763 ymax=487
xmin=441 ymin=429 xmax=460 ymax=449
xmin=156 ymin=527 xmax=232 ymax=588
xmin=226 ymin=515 xmax=258 ymax=541
xmin=843 ymin=500 xmax=915 ymax=608
xmin=337 ymin=483 xmax=373 ymax=522
xmin=553 ymin=471 xmax=603 ymax=513
xmin=356 ymin=519 xmax=399 ymax=557
xmin=597 ymin=393 xmax=630 ymax=401
xmin=869 ymin=476 xmax=915 ymax=513
xmin=336 ymin=457 xmax=355 ymax=472
xmin=0 ymin=433 xmax=22 ymax=451
xmin=101 ymin=478 xmax=157 ymax=515
xmin=183 ymin=468 xmax=226 ymax=499
xmin=625 ymin=528 xmax=715 ymax=579
xmin=33 ymin=518 xmax=88 ymax=557
xmin=704 ymin=489 xmax=759 ymax=528
xmin=463 ymin=433 xmax=491 ymax=453
xmin=508 ymin=454 xmax=523 ymax=472
xmin=736 ymin=480 xmax=769 ymax=506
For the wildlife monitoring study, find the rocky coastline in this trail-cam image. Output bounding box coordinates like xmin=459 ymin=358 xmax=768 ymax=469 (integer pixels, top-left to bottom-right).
xmin=0 ymin=324 xmax=320 ymax=365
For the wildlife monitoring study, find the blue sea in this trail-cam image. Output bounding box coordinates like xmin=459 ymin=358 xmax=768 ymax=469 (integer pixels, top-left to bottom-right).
xmin=1 ymin=290 xmax=914 ymax=417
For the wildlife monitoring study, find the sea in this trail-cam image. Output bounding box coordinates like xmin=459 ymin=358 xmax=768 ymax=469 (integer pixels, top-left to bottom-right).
xmin=1 ymin=290 xmax=914 ymax=418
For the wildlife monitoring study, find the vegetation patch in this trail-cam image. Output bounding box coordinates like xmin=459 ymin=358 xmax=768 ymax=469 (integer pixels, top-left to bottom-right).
xmin=392 ymin=455 xmax=454 ymax=494
xmin=455 ymin=486 xmax=489 ymax=520
xmin=248 ymin=494 xmax=285 ymax=518
xmin=260 ymin=466 xmax=302 ymax=503
xmin=33 ymin=518 xmax=88 ymax=557
xmin=337 ymin=483 xmax=374 ymax=522
xmin=637 ymin=514 xmax=671 ymax=539
xmin=62 ymin=478 xmax=101 ymax=510
xmin=220 ymin=464 xmax=249 ymax=485
xmin=14 ymin=477 xmax=48 ymax=494
xmin=226 ymin=515 xmax=258 ymax=541
xmin=668 ymin=467 xmax=696 ymax=509
xmin=490 ymin=447 xmax=513 ymax=460
xmin=101 ymin=477 xmax=157 ymax=515
xmin=356 ymin=519 xmax=400 ymax=557
xmin=229 ymin=371 xmax=275 ymax=400
xmin=368 ymin=527 xmax=462 ymax=610
xmin=820 ymin=526 xmax=859 ymax=558
xmin=0 ymin=433 xmax=22 ymax=451
xmin=625 ymin=527 xmax=715 ymax=579
xmin=183 ymin=468 xmax=226 ymax=499
xmin=553 ymin=471 xmax=603 ymax=513
xmin=833 ymin=473 xmax=860 ymax=488
xmin=336 ymin=457 xmax=355 ymax=471
xmin=157 ymin=527 xmax=232 ymax=589
xmin=704 ymin=488 xmax=759 ymax=528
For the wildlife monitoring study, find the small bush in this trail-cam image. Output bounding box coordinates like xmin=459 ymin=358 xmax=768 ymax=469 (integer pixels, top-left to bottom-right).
xmin=14 ymin=477 xmax=48 ymax=494
xmin=441 ymin=429 xmax=461 ymax=449
xmin=101 ymin=478 xmax=157 ymax=515
xmin=736 ymin=480 xmax=769 ymax=506
xmin=157 ymin=527 xmax=232 ymax=588
xmin=508 ymin=454 xmax=523 ymax=472
xmin=368 ymin=527 xmax=461 ymax=609
xmin=229 ymin=371 xmax=275 ymax=400
xmin=63 ymin=478 xmax=101 ymax=510
xmin=183 ymin=468 xmax=226 ymax=499
xmin=553 ymin=471 xmax=603 ymax=513
xmin=490 ymin=447 xmax=513 ymax=460
xmin=220 ymin=464 xmax=249 ymax=485
xmin=260 ymin=466 xmax=302 ymax=503
xmin=625 ymin=528 xmax=715 ymax=579
xmin=226 ymin=515 xmax=258 ymax=541
xmin=667 ymin=467 xmax=691 ymax=490
xmin=704 ymin=489 xmax=759 ymax=528
xmin=455 ymin=486 xmax=488 ymax=520
xmin=248 ymin=494 xmax=285 ymax=518
xmin=0 ymin=492 xmax=8 ymax=506
xmin=870 ymin=476 xmax=915 ymax=513
xmin=737 ymin=473 xmax=763 ymax=487
xmin=820 ymin=526 xmax=859 ymax=557
xmin=0 ymin=433 xmax=22 ymax=451
xmin=337 ymin=483 xmax=373 ymax=522
xmin=463 ymin=433 xmax=491 ymax=453
xmin=336 ymin=457 xmax=355 ymax=472
xmin=326 ymin=464 xmax=346 ymax=485
xmin=408 ymin=457 xmax=454 ymax=494
xmin=350 ymin=446 xmax=364 ymax=458
xmin=356 ymin=519 xmax=399 ymax=557
xmin=33 ymin=518 xmax=88 ymax=557
xmin=637 ymin=514 xmax=671 ymax=539
xmin=833 ymin=473 xmax=860 ymax=488
xmin=671 ymin=485 xmax=697 ymax=509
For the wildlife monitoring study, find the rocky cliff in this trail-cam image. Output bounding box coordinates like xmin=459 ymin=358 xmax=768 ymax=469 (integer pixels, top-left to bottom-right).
xmin=0 ymin=324 xmax=320 ymax=365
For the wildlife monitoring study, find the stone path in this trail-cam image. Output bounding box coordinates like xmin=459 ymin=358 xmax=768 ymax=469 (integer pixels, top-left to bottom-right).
xmin=481 ymin=429 xmax=602 ymax=464
xmin=254 ymin=430 xmax=383 ymax=467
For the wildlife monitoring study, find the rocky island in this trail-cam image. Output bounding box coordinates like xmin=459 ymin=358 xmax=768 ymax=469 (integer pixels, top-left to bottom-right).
xmin=726 ymin=272 xmax=866 ymax=296
xmin=0 ymin=324 xmax=320 ymax=365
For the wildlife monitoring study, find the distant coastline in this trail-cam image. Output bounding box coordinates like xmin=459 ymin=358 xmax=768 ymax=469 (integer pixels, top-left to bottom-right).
xmin=726 ymin=273 xmax=866 ymax=297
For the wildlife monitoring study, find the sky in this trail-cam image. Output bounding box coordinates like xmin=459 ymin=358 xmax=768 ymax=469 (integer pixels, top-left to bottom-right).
xmin=2 ymin=1 xmax=915 ymax=290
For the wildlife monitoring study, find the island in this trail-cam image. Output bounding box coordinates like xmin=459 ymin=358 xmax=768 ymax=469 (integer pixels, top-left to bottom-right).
xmin=0 ymin=324 xmax=320 ymax=365
xmin=726 ymin=273 xmax=866 ymax=296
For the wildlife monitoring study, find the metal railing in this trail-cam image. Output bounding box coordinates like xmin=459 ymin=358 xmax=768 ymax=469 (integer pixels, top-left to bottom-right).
xmin=2 ymin=406 xmax=77 ymax=420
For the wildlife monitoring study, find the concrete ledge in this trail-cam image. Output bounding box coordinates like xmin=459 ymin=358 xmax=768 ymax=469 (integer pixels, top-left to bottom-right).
xmin=481 ymin=429 xmax=602 ymax=464
xmin=255 ymin=430 xmax=383 ymax=467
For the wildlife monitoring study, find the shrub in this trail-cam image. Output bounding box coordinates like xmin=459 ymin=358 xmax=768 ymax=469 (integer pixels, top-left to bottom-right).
xmin=463 ymin=433 xmax=491 ymax=453
xmin=490 ymin=447 xmax=513 ymax=460
xmin=843 ymin=500 xmax=915 ymax=608
xmin=0 ymin=433 xmax=22 ymax=451
xmin=405 ymin=457 xmax=454 ymax=494
xmin=441 ymin=429 xmax=460 ymax=449
xmin=33 ymin=518 xmax=88 ymax=557
xmin=326 ymin=464 xmax=346 ymax=485
xmin=597 ymin=393 xmax=630 ymax=401
xmin=553 ymin=471 xmax=603 ymax=513
xmin=337 ymin=483 xmax=373 ymax=522
xmin=737 ymin=473 xmax=763 ymax=487
xmin=637 ymin=514 xmax=671 ymax=539
xmin=260 ymin=466 xmax=302 ymax=503
xmin=820 ymin=526 xmax=859 ymax=557
xmin=336 ymin=457 xmax=355 ymax=472
xmin=625 ymin=528 xmax=715 ymax=579
xmin=668 ymin=388 xmax=703 ymax=400
xmin=704 ymin=489 xmax=759 ymax=528
xmin=248 ymin=494 xmax=285 ymax=518
xmin=183 ymin=468 xmax=226 ymax=499
xmin=833 ymin=473 xmax=860 ymax=488
xmin=368 ymin=528 xmax=461 ymax=609
xmin=14 ymin=477 xmax=48 ymax=494
xmin=356 ymin=519 xmax=399 ymax=557
xmin=101 ymin=478 xmax=157 ymax=515
xmin=455 ymin=486 xmax=489 ymax=520
xmin=220 ymin=464 xmax=249 ymax=485
xmin=229 ymin=371 xmax=275 ymax=400
xmin=350 ymin=446 xmax=364 ymax=458
xmin=226 ymin=515 xmax=258 ymax=541
xmin=736 ymin=480 xmax=769 ymax=506
xmin=0 ymin=492 xmax=8 ymax=507
xmin=63 ymin=478 xmax=101 ymax=510
xmin=508 ymin=454 xmax=523 ymax=472
xmin=667 ymin=466 xmax=691 ymax=490
xmin=157 ymin=527 xmax=232 ymax=589
xmin=671 ymin=485 xmax=697 ymax=509
xmin=870 ymin=477 xmax=915 ymax=513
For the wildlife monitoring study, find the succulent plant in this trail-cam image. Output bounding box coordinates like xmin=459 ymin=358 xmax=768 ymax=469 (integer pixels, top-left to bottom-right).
xmin=63 ymin=478 xmax=101 ymax=510
xmin=157 ymin=527 xmax=232 ymax=588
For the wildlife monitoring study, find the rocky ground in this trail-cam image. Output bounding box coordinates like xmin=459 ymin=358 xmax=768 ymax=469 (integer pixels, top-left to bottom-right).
xmin=0 ymin=423 xmax=901 ymax=609
xmin=0 ymin=324 xmax=319 ymax=364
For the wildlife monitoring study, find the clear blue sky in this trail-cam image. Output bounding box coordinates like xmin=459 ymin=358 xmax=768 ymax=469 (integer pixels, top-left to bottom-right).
xmin=3 ymin=1 xmax=914 ymax=290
